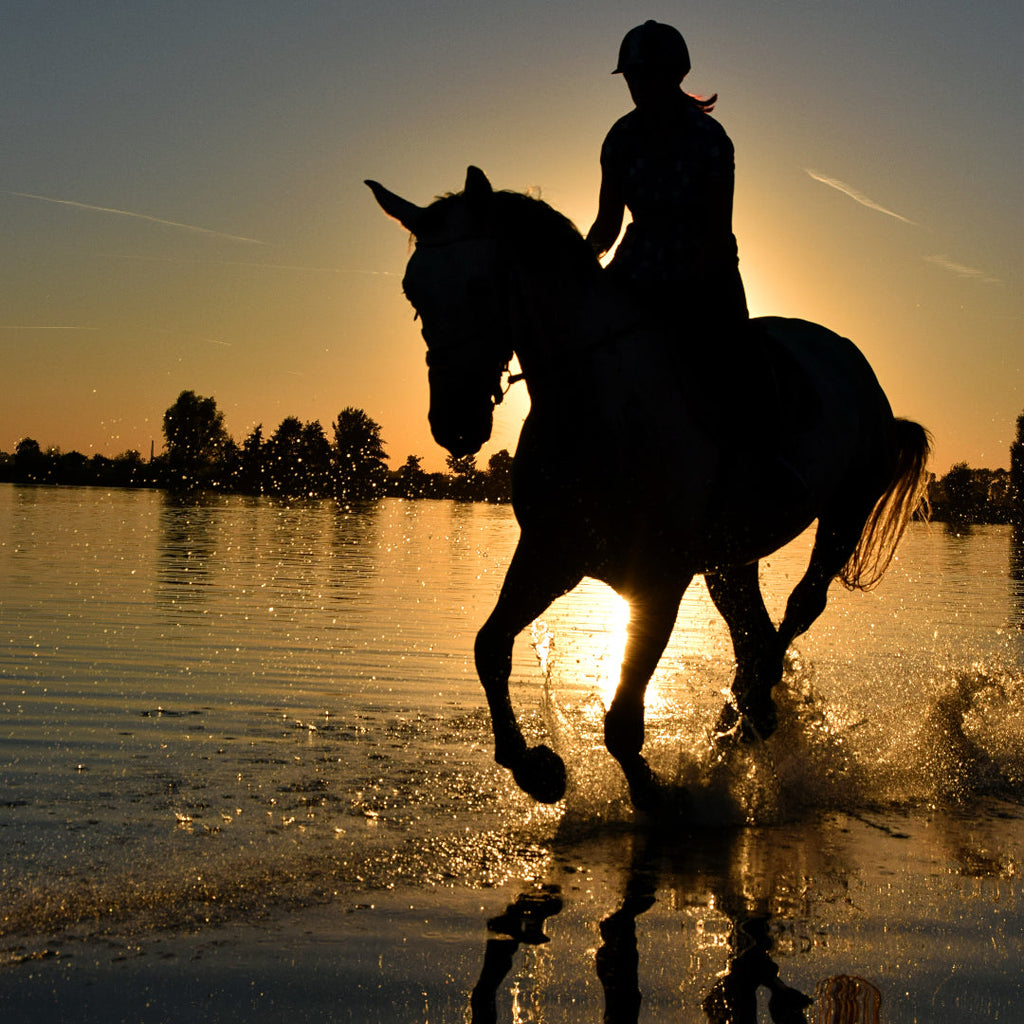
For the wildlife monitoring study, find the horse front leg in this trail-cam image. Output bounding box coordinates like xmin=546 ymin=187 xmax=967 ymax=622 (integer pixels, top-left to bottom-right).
xmin=604 ymin=584 xmax=687 ymax=809
xmin=475 ymin=539 xmax=582 ymax=804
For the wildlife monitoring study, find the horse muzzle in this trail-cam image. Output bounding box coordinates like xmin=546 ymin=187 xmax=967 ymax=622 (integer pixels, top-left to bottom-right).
xmin=429 ymin=403 xmax=494 ymax=458
xmin=428 ymin=371 xmax=495 ymax=457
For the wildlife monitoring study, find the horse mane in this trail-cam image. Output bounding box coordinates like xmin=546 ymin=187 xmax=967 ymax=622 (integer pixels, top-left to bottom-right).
xmin=419 ymin=188 xmax=602 ymax=287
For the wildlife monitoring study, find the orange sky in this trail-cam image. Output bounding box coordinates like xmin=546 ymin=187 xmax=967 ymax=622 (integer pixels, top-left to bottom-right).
xmin=2 ymin=2 xmax=1020 ymax=475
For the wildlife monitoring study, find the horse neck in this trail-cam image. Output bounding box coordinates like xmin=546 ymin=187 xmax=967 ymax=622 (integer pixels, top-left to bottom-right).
xmin=510 ymin=269 xmax=603 ymax=387
xmin=511 ymin=270 xmax=644 ymax=400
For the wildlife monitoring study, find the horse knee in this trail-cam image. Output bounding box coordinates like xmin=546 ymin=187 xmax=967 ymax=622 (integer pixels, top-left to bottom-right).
xmin=780 ymin=580 xmax=828 ymax=646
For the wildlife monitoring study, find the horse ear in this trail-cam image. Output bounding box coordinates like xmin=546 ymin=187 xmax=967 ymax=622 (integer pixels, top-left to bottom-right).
xmin=464 ymin=166 xmax=493 ymax=199
xmin=365 ymin=179 xmax=424 ymax=234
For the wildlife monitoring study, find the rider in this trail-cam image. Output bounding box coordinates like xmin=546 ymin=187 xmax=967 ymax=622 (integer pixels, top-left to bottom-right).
xmin=586 ymin=21 xmax=749 ymax=344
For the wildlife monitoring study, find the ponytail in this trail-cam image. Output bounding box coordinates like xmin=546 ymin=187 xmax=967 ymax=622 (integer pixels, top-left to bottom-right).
xmin=686 ymin=91 xmax=718 ymax=113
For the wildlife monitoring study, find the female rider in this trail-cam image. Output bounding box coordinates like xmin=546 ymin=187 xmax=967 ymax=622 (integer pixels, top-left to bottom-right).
xmin=586 ymin=21 xmax=749 ymax=340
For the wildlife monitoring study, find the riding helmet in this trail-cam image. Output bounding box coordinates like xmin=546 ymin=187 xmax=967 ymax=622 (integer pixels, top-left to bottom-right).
xmin=613 ymin=20 xmax=690 ymax=79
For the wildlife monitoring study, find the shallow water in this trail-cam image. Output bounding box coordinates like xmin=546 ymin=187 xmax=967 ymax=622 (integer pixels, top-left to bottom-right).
xmin=1 ymin=486 xmax=1022 ymax=1021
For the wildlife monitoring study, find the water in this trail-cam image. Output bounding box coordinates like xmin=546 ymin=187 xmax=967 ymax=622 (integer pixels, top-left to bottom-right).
xmin=1 ymin=485 xmax=1022 ymax=1021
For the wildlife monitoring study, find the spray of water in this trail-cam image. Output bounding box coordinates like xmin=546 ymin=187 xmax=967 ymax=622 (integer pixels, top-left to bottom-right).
xmin=534 ymin=629 xmax=1024 ymax=827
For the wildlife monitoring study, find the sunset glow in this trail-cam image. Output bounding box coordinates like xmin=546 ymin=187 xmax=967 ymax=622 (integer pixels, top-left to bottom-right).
xmin=1 ymin=3 xmax=1019 ymax=474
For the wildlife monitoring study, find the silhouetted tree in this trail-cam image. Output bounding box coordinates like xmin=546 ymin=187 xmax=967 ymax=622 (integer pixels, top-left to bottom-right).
xmin=56 ymin=449 xmax=90 ymax=485
xmin=393 ymin=454 xmax=428 ymax=498
xmin=109 ymin=450 xmax=148 ymax=487
xmin=265 ymin=416 xmax=305 ymax=495
xmin=931 ymin=461 xmax=1017 ymax=524
xmin=238 ymin=424 xmax=267 ymax=494
xmin=1011 ymin=412 xmax=1024 ymax=523
xmin=447 ymin=453 xmax=485 ymax=501
xmin=1 ymin=440 xmax=156 ymax=488
xmin=13 ymin=438 xmax=47 ymax=482
xmin=300 ymin=421 xmax=333 ymax=496
xmin=333 ymin=408 xmax=388 ymax=499
xmin=941 ymin=462 xmax=981 ymax=522
xmin=485 ymin=448 xmax=513 ymax=503
xmin=162 ymin=391 xmax=230 ymax=491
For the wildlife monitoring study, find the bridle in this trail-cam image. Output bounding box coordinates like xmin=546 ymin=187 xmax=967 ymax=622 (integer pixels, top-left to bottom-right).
xmin=409 ymin=233 xmax=524 ymax=407
xmin=410 ymin=228 xmax=630 ymax=406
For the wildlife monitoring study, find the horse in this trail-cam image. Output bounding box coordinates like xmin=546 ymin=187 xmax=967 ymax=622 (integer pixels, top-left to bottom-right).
xmin=367 ymin=166 xmax=930 ymax=809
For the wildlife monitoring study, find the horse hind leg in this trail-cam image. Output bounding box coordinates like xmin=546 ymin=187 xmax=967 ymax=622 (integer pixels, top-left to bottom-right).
xmin=705 ymin=563 xmax=784 ymax=740
xmin=778 ymin=511 xmax=868 ymax=652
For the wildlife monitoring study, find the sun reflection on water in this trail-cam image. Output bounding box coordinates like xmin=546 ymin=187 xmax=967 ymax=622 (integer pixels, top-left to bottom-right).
xmin=595 ymin=594 xmax=630 ymax=709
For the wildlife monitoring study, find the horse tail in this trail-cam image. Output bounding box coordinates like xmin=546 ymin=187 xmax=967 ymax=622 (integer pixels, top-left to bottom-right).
xmin=840 ymin=417 xmax=932 ymax=591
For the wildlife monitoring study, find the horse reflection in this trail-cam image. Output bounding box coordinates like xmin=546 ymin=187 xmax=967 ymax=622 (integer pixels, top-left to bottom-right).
xmin=470 ymin=828 xmax=822 ymax=1023
xmin=470 ymin=886 xmax=564 ymax=1024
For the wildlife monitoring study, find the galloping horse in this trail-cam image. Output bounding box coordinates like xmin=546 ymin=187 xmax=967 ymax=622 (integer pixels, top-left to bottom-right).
xmin=368 ymin=167 xmax=930 ymax=808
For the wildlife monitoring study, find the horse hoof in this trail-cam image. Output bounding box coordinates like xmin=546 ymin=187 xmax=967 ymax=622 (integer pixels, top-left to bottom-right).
xmin=714 ymin=699 xmax=778 ymax=743
xmin=740 ymin=698 xmax=778 ymax=741
xmin=621 ymin=756 xmax=662 ymax=812
xmin=512 ymin=744 xmax=567 ymax=804
xmin=714 ymin=702 xmax=740 ymax=736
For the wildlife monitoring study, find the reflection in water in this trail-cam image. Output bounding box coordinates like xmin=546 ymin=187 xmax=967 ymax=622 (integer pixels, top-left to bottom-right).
xmin=328 ymin=499 xmax=382 ymax=598
xmin=156 ymin=492 xmax=386 ymax=622
xmin=1011 ymin=524 xmax=1024 ymax=630
xmin=700 ymin=912 xmax=812 ymax=1023
xmin=464 ymin=796 xmax=1022 ymax=1022
xmin=157 ymin=492 xmax=221 ymax=609
xmin=941 ymin=518 xmax=972 ymax=539
xmin=813 ymin=976 xmax=881 ymax=1024
xmin=471 ymin=886 xmax=564 ymax=1024
xmin=472 ymin=827 xmax=825 ymax=1023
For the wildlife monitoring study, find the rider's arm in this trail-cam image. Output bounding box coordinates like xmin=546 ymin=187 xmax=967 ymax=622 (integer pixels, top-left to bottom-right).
xmin=586 ymin=172 xmax=625 ymax=258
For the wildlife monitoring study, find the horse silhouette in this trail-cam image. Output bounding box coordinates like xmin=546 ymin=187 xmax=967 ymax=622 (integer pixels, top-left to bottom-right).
xmin=368 ymin=166 xmax=930 ymax=808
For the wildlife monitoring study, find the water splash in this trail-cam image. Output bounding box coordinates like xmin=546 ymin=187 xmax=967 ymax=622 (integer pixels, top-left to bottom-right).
xmin=537 ymin=640 xmax=1024 ymax=827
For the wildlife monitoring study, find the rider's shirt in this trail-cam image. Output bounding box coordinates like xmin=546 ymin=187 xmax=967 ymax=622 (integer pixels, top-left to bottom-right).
xmin=600 ymin=95 xmax=744 ymax=318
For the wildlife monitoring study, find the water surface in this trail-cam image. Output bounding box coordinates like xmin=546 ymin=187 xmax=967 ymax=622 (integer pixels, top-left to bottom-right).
xmin=1 ymin=486 xmax=1021 ymax=1021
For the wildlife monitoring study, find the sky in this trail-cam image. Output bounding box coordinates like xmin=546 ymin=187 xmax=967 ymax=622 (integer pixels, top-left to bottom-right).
xmin=1 ymin=1 xmax=1020 ymax=475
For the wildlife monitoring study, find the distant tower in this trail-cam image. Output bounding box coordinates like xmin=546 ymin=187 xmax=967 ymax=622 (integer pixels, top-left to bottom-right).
xmin=150 ymin=440 xmax=155 ymax=463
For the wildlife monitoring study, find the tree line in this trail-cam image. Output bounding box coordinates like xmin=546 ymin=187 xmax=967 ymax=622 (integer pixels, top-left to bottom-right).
xmin=926 ymin=412 xmax=1024 ymax=524
xmin=0 ymin=390 xmax=513 ymax=503
xmin=2 ymin=394 xmax=1021 ymax=520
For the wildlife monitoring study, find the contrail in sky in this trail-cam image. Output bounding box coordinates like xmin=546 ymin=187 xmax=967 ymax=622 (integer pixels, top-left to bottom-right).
xmin=104 ymin=252 xmax=395 ymax=274
xmin=805 ymin=170 xmax=916 ymax=225
xmin=924 ymin=254 xmax=1001 ymax=284
xmin=805 ymin=171 xmax=1002 ymax=283
xmin=6 ymin=190 xmax=268 ymax=245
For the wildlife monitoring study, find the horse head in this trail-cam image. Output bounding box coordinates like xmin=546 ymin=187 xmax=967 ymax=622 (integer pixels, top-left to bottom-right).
xmin=366 ymin=167 xmax=514 ymax=458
